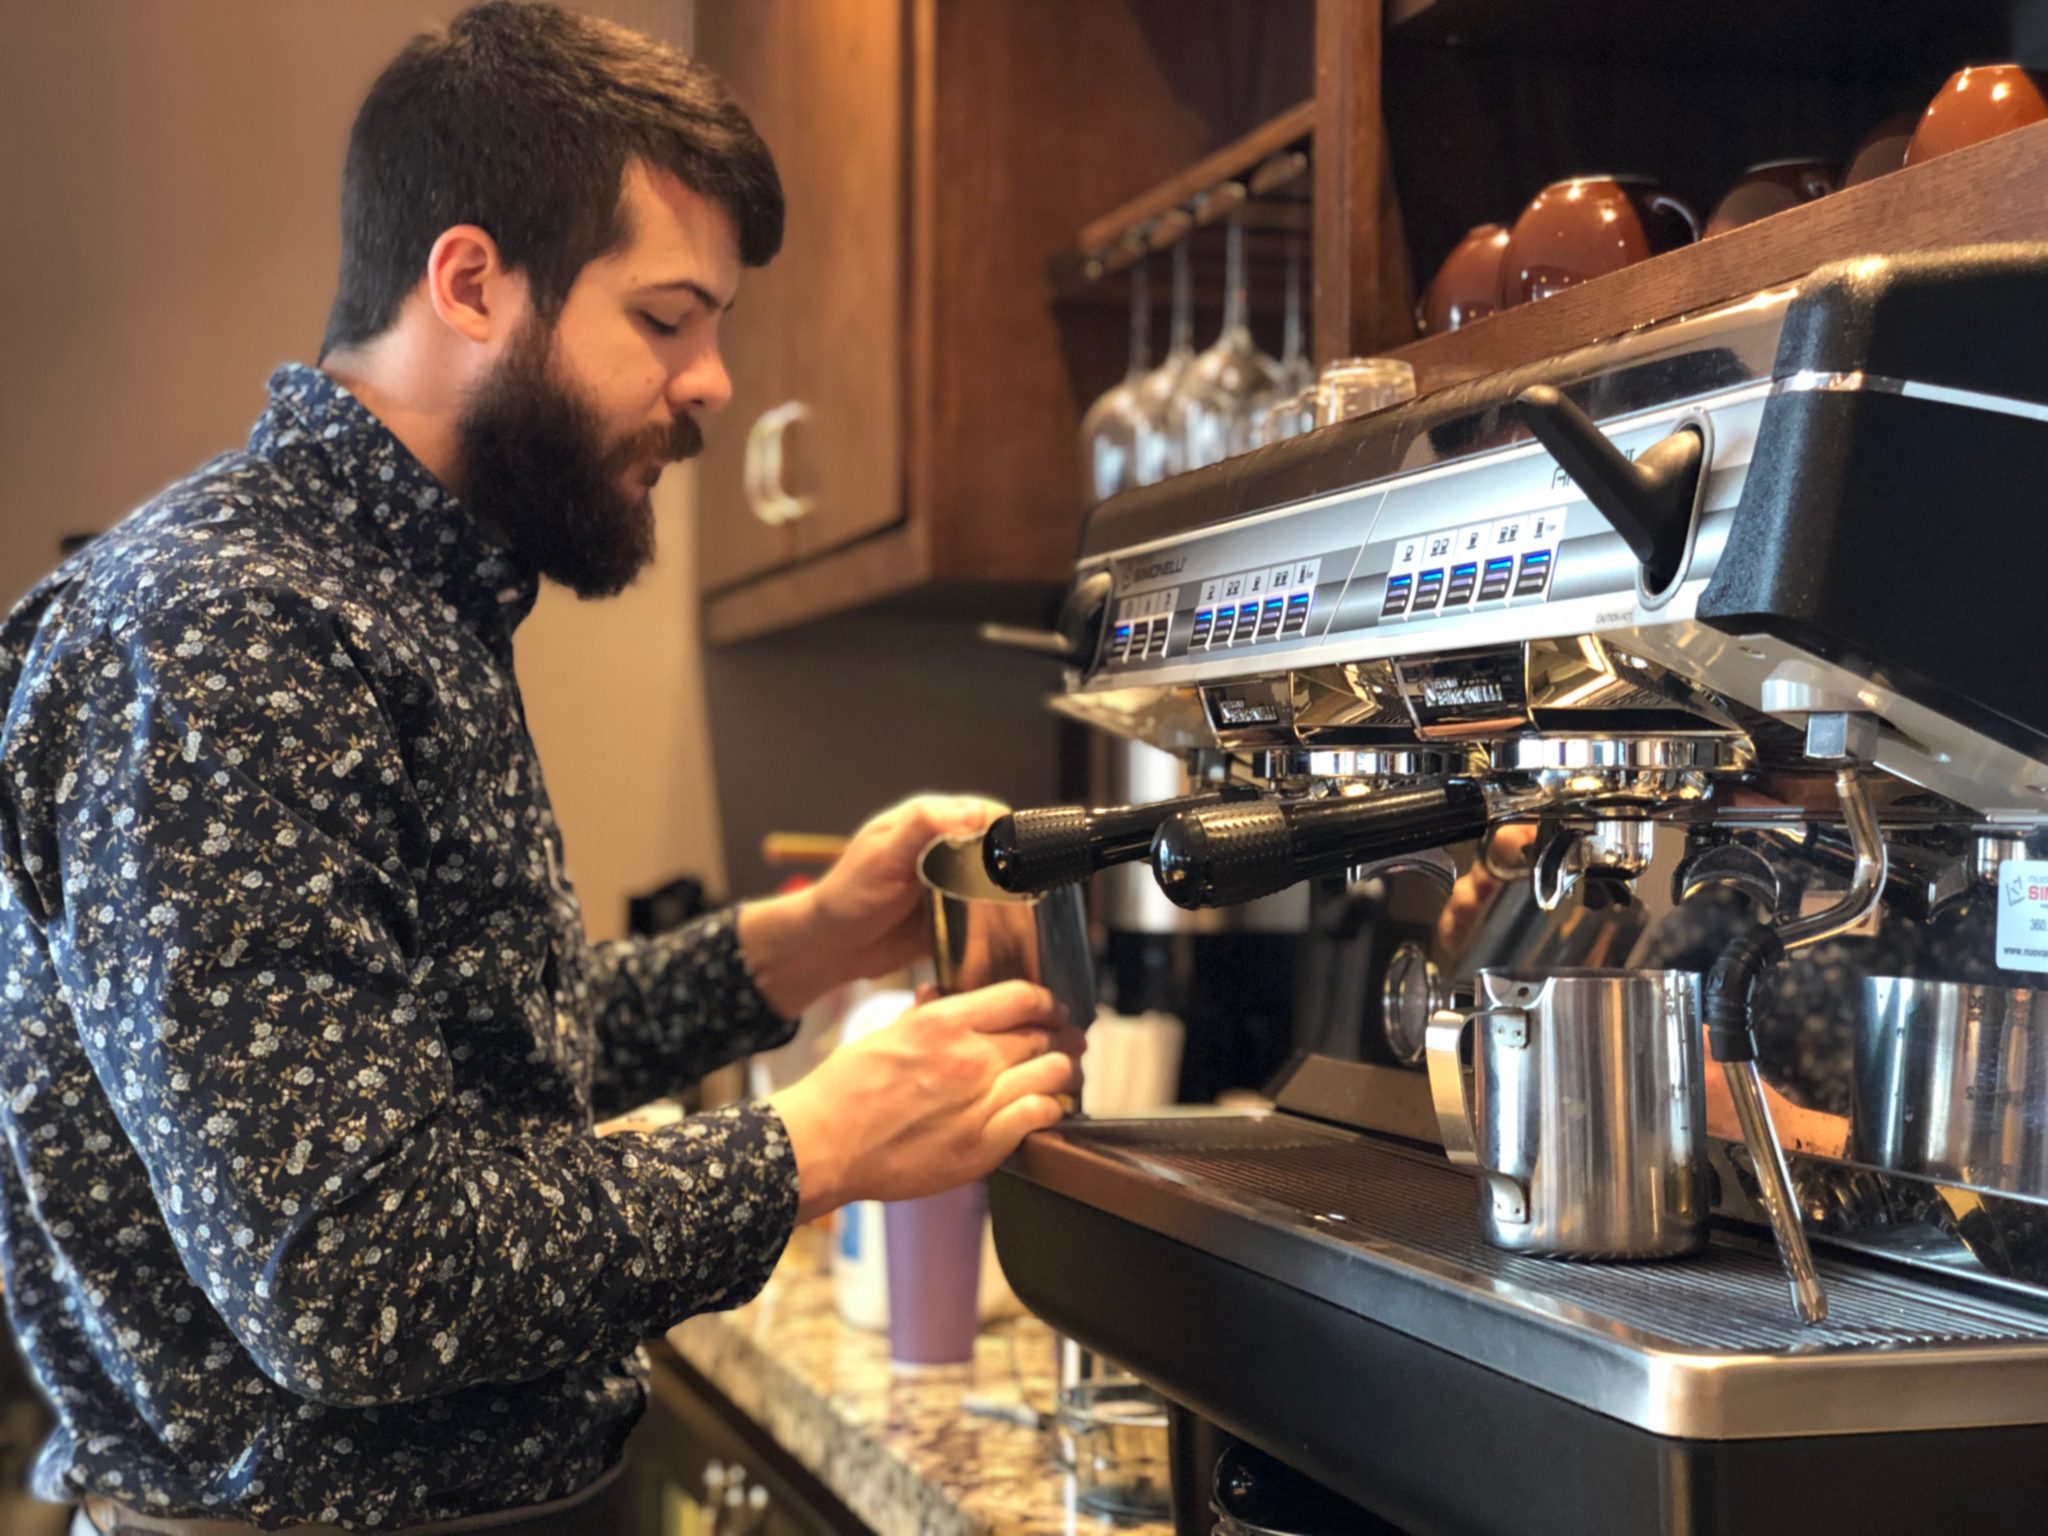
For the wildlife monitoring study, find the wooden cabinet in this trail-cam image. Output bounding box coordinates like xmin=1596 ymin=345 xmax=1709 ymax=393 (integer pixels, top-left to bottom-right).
xmin=693 ymin=0 xmax=1317 ymax=642
xmin=691 ymin=1 xmax=904 ymax=595
xmin=695 ymin=0 xmax=2048 ymax=642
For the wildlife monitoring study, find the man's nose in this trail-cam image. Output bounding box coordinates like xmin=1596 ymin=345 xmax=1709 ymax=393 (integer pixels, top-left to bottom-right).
xmin=672 ymin=345 xmax=733 ymax=416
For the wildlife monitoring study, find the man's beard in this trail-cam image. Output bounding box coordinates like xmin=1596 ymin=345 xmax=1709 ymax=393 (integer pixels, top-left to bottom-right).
xmin=455 ymin=319 xmax=703 ymax=599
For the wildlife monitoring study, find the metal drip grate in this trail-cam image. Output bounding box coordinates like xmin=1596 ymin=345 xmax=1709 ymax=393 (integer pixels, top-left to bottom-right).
xmin=1069 ymin=1117 xmax=2048 ymax=1356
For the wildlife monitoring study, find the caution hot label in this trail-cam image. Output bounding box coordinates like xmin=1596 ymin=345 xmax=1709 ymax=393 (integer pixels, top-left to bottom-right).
xmin=1997 ymin=859 xmax=2048 ymax=974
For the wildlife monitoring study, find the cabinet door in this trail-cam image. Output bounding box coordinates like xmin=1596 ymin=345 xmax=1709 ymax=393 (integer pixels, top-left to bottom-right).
xmin=693 ymin=1 xmax=906 ymax=595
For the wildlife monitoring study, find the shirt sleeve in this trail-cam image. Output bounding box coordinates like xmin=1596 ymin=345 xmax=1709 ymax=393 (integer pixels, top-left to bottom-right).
xmin=585 ymin=911 xmax=800 ymax=1118
xmin=14 ymin=584 xmax=798 ymax=1408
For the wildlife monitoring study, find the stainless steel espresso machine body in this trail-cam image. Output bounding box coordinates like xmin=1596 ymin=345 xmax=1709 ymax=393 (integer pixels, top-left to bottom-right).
xmin=985 ymin=248 xmax=2048 ymax=1535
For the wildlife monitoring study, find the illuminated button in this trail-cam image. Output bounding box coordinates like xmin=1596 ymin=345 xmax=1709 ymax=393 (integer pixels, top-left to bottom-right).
xmin=1381 ymin=573 xmax=1412 ymax=619
xmin=1281 ymin=592 xmax=1312 ymax=636
xmin=1413 ymin=568 xmax=1446 ymax=613
xmin=1256 ymin=597 xmax=1285 ymax=640
xmin=1109 ymin=623 xmax=1134 ymax=662
xmin=1191 ymin=609 xmax=1214 ymax=646
xmin=1513 ymin=548 xmax=1554 ymax=599
xmin=1477 ymin=557 xmax=1515 ymax=602
xmin=1231 ymin=601 xmax=1260 ymax=644
xmin=1209 ymin=607 xmax=1236 ymax=647
xmin=1444 ymin=562 xmax=1478 ymax=607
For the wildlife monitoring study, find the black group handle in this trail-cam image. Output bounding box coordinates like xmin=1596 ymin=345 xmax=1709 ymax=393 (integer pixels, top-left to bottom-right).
xmin=982 ymin=785 xmax=1259 ymax=894
xmin=1150 ymin=783 xmax=1491 ymax=910
xmin=1513 ymin=384 xmax=1703 ymax=592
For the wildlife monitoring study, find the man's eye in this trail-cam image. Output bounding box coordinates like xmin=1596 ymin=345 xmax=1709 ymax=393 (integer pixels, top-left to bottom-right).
xmin=639 ymin=312 xmax=681 ymax=338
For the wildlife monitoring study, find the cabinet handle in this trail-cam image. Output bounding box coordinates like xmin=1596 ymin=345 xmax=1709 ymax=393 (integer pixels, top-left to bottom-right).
xmin=744 ymin=400 xmax=816 ymax=526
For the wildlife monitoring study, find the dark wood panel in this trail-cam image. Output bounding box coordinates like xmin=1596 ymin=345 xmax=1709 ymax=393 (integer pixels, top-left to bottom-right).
xmin=920 ymin=0 xmax=1315 ymax=585
xmin=702 ymin=607 xmax=1071 ymax=904
xmin=1316 ymin=0 xmax=1416 ymax=359
xmin=1391 ymin=119 xmax=2048 ymax=391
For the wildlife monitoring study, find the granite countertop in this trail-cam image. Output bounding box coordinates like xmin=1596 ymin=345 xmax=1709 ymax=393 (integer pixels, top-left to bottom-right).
xmin=666 ymin=1225 xmax=1176 ymax=1536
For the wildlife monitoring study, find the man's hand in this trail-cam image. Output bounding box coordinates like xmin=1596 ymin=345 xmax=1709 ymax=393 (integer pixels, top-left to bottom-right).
xmin=739 ymin=794 xmax=1006 ymax=1017
xmin=768 ymin=981 xmax=1085 ymax=1221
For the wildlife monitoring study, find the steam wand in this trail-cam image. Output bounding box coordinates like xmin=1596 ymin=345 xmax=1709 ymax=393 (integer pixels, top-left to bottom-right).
xmin=1704 ymin=741 xmax=1887 ymax=1325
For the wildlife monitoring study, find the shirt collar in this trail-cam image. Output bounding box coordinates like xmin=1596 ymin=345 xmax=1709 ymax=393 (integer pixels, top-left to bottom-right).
xmin=252 ymin=363 xmax=541 ymax=640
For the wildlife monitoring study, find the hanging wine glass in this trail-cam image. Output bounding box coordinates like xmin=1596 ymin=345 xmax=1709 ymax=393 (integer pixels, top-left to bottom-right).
xmin=1129 ymin=242 xmax=1196 ymax=486
xmin=1078 ymin=260 xmax=1153 ymax=504
xmin=1250 ymin=240 xmax=1314 ymax=446
xmin=1166 ymin=212 xmax=1286 ymax=470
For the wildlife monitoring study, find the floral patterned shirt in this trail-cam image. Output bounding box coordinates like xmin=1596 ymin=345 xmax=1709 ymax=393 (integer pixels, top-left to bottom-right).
xmin=0 ymin=365 xmax=801 ymax=1529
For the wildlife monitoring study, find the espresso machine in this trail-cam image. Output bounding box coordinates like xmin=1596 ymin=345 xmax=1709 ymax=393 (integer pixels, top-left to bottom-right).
xmin=983 ymin=247 xmax=2048 ymax=1534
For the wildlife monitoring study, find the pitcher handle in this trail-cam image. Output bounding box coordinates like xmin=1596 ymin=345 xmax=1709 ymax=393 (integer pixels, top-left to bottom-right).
xmin=1426 ymin=1007 xmax=1482 ymax=1166
xmin=1650 ymin=191 xmax=1701 ymax=242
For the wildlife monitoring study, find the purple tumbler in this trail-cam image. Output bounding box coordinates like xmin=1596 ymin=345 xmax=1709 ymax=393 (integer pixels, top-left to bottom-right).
xmin=883 ymin=1179 xmax=987 ymax=1367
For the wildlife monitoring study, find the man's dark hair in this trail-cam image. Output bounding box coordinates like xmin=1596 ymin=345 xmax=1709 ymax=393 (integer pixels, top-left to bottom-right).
xmin=320 ymin=0 xmax=782 ymax=359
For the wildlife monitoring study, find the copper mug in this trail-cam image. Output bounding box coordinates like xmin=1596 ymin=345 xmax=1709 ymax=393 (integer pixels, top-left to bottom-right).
xmin=1417 ymin=223 xmax=1511 ymax=336
xmin=1906 ymin=63 xmax=2048 ymax=167
xmin=1704 ymin=158 xmax=1835 ymax=238
xmin=1499 ymin=176 xmax=1699 ymax=307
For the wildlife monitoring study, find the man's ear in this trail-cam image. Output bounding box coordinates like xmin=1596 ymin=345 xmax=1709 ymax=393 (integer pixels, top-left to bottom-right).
xmin=424 ymin=224 xmax=521 ymax=346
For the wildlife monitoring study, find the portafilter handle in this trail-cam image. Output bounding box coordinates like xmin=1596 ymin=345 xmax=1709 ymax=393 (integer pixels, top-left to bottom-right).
xmin=982 ymin=786 xmax=1259 ymax=895
xmin=1150 ymin=783 xmax=1491 ymax=910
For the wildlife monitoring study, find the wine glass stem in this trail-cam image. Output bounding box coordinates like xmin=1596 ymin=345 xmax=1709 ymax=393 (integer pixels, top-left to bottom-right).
xmin=1171 ymin=242 xmax=1194 ymax=356
xmin=1127 ymin=260 xmax=1150 ymax=381
xmin=1282 ymin=243 xmax=1302 ymax=368
xmin=1222 ymin=216 xmax=1247 ymax=340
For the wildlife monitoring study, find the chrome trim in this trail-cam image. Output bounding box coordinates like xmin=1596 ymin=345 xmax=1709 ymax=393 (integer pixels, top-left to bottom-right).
xmin=1253 ymin=746 xmax=1479 ymax=782
xmin=1777 ymin=369 xmax=2048 ymax=425
xmin=1492 ymin=735 xmax=1750 ymax=774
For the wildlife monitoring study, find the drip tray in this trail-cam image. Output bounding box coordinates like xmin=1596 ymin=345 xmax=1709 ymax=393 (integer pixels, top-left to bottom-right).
xmin=1008 ymin=1113 xmax=2048 ymax=1439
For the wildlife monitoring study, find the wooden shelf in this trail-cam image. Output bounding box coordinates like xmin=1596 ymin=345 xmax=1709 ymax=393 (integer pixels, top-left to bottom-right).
xmin=1049 ymin=100 xmax=1315 ymax=297
xmin=1391 ymin=119 xmax=2048 ymax=393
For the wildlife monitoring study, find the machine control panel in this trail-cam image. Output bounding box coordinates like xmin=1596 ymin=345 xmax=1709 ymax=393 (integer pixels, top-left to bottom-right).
xmin=1087 ymin=383 xmax=1766 ymax=680
xmin=1380 ymin=509 xmax=1567 ymax=621
xmin=1107 ymin=587 xmax=1178 ymax=665
xmin=1189 ymin=558 xmax=1321 ymax=650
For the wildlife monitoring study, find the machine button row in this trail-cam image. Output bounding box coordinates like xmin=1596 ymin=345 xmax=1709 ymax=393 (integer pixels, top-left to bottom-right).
xmin=1382 ymin=548 xmax=1556 ymax=620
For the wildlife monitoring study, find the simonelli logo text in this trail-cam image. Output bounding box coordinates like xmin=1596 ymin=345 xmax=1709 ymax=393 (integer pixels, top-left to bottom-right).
xmin=1214 ymin=698 xmax=1284 ymax=727
xmin=1420 ymin=678 xmax=1506 ymax=709
xmin=1126 ymin=557 xmax=1186 ymax=585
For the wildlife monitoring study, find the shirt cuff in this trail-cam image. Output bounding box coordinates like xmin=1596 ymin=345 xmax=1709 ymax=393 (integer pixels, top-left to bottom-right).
xmin=699 ymin=906 xmax=802 ymax=1058
xmin=651 ymin=1100 xmax=801 ymax=1315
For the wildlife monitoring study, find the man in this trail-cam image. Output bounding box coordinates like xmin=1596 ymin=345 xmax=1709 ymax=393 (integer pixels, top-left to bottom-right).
xmin=0 ymin=5 xmax=1082 ymax=1531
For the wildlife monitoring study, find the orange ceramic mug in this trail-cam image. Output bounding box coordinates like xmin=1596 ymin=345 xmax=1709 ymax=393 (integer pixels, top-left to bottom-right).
xmin=1499 ymin=176 xmax=1699 ymax=307
xmin=1905 ymin=64 xmax=2048 ymax=166
xmin=1417 ymin=223 xmax=1511 ymax=336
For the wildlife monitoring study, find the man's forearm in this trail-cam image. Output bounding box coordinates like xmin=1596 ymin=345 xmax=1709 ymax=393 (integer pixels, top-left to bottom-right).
xmin=735 ymin=888 xmax=842 ymax=1018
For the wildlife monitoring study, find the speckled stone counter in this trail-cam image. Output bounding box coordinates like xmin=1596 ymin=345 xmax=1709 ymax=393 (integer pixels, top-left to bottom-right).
xmin=666 ymin=1227 xmax=1176 ymax=1536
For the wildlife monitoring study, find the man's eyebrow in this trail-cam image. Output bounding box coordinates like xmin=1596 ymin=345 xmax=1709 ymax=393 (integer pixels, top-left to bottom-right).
xmin=640 ymin=278 xmax=736 ymax=312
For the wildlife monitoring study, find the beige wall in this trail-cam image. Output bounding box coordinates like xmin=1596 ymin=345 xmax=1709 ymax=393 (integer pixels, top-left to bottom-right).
xmin=0 ymin=0 xmax=724 ymax=939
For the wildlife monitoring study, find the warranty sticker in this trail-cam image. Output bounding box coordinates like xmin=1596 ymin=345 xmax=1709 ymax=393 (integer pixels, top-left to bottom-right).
xmin=1997 ymin=860 xmax=2048 ymax=974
